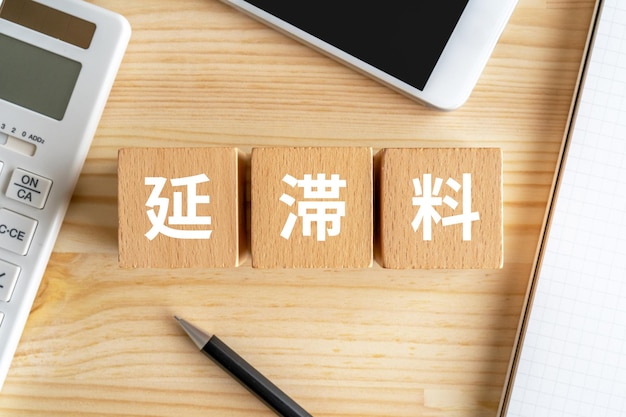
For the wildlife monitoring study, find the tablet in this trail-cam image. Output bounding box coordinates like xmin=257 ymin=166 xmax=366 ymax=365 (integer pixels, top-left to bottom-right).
xmin=219 ymin=0 xmax=518 ymax=110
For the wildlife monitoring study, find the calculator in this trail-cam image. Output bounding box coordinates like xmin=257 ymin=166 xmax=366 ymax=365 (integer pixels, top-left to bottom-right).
xmin=0 ymin=0 xmax=130 ymax=389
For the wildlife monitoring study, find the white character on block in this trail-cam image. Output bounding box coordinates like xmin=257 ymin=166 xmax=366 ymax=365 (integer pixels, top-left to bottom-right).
xmin=280 ymin=173 xmax=346 ymax=241
xmin=411 ymin=173 xmax=479 ymax=241
xmin=145 ymin=174 xmax=212 ymax=240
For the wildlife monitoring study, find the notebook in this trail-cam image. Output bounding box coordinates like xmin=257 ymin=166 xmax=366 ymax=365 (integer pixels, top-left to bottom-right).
xmin=498 ymin=0 xmax=626 ymax=415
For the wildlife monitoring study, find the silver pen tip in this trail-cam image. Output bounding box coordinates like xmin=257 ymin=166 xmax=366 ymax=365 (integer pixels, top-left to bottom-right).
xmin=174 ymin=316 xmax=212 ymax=350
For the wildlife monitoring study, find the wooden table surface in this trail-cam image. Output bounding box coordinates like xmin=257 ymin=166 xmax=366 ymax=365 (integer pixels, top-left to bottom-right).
xmin=0 ymin=0 xmax=597 ymax=416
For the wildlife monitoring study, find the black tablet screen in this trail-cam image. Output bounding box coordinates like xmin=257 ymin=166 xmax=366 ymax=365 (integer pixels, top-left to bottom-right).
xmin=244 ymin=1 xmax=469 ymax=90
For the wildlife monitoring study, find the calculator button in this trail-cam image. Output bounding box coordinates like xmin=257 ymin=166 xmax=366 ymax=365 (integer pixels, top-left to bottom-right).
xmin=6 ymin=169 xmax=53 ymax=209
xmin=0 ymin=209 xmax=37 ymax=255
xmin=0 ymin=260 xmax=20 ymax=302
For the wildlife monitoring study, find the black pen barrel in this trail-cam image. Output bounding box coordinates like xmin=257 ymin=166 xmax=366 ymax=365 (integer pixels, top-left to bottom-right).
xmin=203 ymin=335 xmax=313 ymax=417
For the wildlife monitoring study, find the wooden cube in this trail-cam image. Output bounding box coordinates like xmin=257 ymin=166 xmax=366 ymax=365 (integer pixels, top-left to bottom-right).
xmin=118 ymin=147 xmax=246 ymax=268
xmin=251 ymin=147 xmax=373 ymax=268
xmin=378 ymin=148 xmax=503 ymax=269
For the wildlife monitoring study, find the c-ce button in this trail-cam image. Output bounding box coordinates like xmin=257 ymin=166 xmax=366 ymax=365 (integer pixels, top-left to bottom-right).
xmin=0 ymin=209 xmax=37 ymax=255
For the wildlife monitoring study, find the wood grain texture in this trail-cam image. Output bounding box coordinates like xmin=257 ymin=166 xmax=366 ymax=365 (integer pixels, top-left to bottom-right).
xmin=0 ymin=0 xmax=597 ymax=416
xmin=118 ymin=147 xmax=246 ymax=268
xmin=251 ymin=147 xmax=373 ymax=268
xmin=379 ymin=148 xmax=503 ymax=269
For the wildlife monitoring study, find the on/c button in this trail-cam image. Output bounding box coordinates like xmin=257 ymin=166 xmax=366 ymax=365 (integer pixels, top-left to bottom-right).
xmin=6 ymin=169 xmax=53 ymax=209
xmin=0 ymin=209 xmax=37 ymax=255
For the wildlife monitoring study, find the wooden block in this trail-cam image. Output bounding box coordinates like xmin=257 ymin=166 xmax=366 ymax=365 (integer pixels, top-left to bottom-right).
xmin=378 ymin=148 xmax=503 ymax=269
xmin=118 ymin=147 xmax=246 ymax=268
xmin=251 ymin=147 xmax=373 ymax=268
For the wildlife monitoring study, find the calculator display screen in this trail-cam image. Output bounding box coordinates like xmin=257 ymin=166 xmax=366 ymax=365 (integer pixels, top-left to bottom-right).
xmin=0 ymin=33 xmax=82 ymax=120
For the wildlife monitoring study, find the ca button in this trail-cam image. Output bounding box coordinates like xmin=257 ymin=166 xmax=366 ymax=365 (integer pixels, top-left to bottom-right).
xmin=6 ymin=169 xmax=53 ymax=209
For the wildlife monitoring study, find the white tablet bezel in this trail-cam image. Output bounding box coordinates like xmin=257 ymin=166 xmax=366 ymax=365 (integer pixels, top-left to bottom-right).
xmin=219 ymin=0 xmax=518 ymax=110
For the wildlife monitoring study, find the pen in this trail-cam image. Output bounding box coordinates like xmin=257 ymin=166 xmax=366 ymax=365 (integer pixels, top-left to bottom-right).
xmin=174 ymin=316 xmax=313 ymax=417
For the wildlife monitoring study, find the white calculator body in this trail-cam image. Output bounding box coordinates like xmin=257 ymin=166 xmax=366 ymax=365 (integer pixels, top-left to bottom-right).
xmin=0 ymin=0 xmax=130 ymax=389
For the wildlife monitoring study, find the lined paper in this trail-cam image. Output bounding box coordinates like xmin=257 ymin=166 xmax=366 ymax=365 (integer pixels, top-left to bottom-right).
xmin=502 ymin=0 xmax=626 ymax=416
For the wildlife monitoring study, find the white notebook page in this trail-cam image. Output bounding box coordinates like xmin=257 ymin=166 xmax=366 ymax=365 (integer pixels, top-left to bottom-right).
xmin=502 ymin=0 xmax=626 ymax=416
